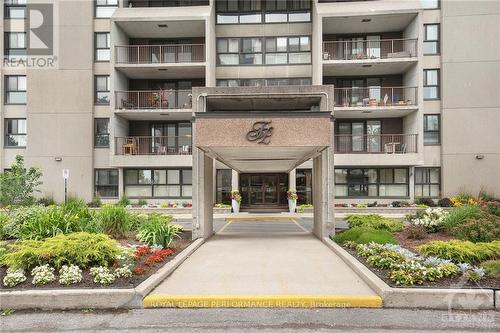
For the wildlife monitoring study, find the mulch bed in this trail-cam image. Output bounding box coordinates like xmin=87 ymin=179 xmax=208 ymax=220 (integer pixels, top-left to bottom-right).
xmin=393 ymin=230 xmax=456 ymax=252
xmin=0 ymin=231 xmax=193 ymax=291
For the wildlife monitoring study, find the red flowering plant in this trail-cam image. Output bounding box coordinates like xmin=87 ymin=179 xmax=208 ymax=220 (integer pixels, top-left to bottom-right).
xmin=144 ymin=248 xmax=174 ymax=266
xmin=133 ymin=266 xmax=146 ymax=275
xmin=134 ymin=245 xmax=151 ymax=259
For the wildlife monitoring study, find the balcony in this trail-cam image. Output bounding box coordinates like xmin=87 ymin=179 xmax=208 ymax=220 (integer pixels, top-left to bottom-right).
xmin=322 ymin=39 xmax=417 ymax=76
xmin=124 ymin=0 xmax=209 ymax=7
xmin=115 ymin=90 xmax=192 ymax=109
xmin=334 ymin=86 xmax=418 ymax=118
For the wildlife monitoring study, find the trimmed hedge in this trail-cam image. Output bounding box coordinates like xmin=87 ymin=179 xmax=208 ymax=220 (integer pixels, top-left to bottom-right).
xmin=333 ymin=227 xmax=397 ymax=245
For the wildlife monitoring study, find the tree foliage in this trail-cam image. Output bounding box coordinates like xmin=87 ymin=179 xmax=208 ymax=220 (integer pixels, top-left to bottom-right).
xmin=0 ymin=155 xmax=42 ymax=207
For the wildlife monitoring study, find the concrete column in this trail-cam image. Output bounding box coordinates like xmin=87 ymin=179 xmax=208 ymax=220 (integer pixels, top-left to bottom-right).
xmin=408 ymin=166 xmax=415 ymax=201
xmin=118 ymin=168 xmax=124 ymax=198
xmin=288 ymin=169 xmax=296 ymax=191
xmin=231 ymin=169 xmax=239 ymax=191
xmin=312 ymin=148 xmax=335 ymax=239
xmin=192 ymin=148 xmax=214 ymax=239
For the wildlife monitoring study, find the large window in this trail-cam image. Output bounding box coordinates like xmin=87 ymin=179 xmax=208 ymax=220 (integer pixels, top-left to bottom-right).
xmin=94 ymin=118 xmax=110 ymax=148
xmin=423 ymin=69 xmax=440 ymax=100
xmin=335 ymin=168 xmax=409 ymax=198
xmin=217 ymin=36 xmax=311 ymax=65
xmin=296 ymin=169 xmax=312 ymax=204
xmin=217 ymin=77 xmax=311 ymax=86
xmin=95 ymin=169 xmax=119 ymax=198
xmin=95 ymin=0 xmax=118 ymax=18
xmin=124 ymin=169 xmax=192 ymax=198
xmin=216 ymin=0 xmax=310 ymax=24
xmin=4 ymin=0 xmax=26 ymax=18
xmin=5 ymin=32 xmax=26 ymax=61
xmin=415 ymin=167 xmax=441 ymax=198
xmin=5 ymin=75 xmax=26 ymax=104
xmin=216 ymin=169 xmax=232 ymax=204
xmin=424 ymin=114 xmax=440 ymax=145
xmin=421 ymin=0 xmax=440 ymax=9
xmin=95 ymin=75 xmax=110 ymax=104
xmin=95 ymin=32 xmax=110 ymax=62
xmin=4 ymin=118 xmax=27 ymax=147
xmin=424 ymin=24 xmax=440 ymax=54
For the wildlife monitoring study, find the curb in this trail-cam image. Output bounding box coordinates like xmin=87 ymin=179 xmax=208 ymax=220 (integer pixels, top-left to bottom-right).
xmin=143 ymin=294 xmax=383 ymax=308
xmin=0 ymin=238 xmax=205 ymax=310
xmin=322 ymin=237 xmax=496 ymax=310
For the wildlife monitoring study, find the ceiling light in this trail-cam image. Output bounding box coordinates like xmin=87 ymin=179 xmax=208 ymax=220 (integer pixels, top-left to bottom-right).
xmin=361 ymin=18 xmax=371 ymax=23
xmin=160 ymin=113 xmax=170 ymax=116
xmin=158 ymin=68 xmax=168 ymax=71
xmin=362 ymin=64 xmax=372 ymax=68
xmin=158 ymin=24 xmax=168 ymax=28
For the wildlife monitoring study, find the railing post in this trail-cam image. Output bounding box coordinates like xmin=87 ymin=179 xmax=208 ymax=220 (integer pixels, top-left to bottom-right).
xmin=391 ymin=39 xmax=394 ymax=54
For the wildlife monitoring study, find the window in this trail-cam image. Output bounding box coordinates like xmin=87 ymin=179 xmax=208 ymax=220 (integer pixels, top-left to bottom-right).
xmin=217 ymin=78 xmax=312 ymax=87
xmin=217 ymin=36 xmax=311 ymax=65
xmin=4 ymin=119 xmax=26 ymax=147
xmin=95 ymin=75 xmax=110 ymax=104
xmin=94 ymin=118 xmax=110 ymax=147
xmin=421 ymin=0 xmax=440 ymax=9
xmin=265 ymin=0 xmax=311 ymax=23
xmin=4 ymin=0 xmax=26 ymax=18
xmin=216 ymin=169 xmax=232 ymax=204
xmin=124 ymin=169 xmax=192 ymax=198
xmin=424 ymin=24 xmax=440 ymax=54
xmin=423 ymin=69 xmax=440 ymax=100
xmin=216 ymin=0 xmax=310 ymax=24
xmin=423 ymin=114 xmax=440 ymax=145
xmin=95 ymin=32 xmax=110 ymax=61
xmin=5 ymin=75 xmax=26 ymax=104
xmin=415 ymin=168 xmax=441 ymax=198
xmin=4 ymin=32 xmax=26 ymax=61
xmin=335 ymin=168 xmax=409 ymax=198
xmin=296 ymin=169 xmax=312 ymax=204
xmin=95 ymin=169 xmax=118 ymax=198
xmin=216 ymin=0 xmax=262 ymax=24
xmin=95 ymin=0 xmax=118 ymax=18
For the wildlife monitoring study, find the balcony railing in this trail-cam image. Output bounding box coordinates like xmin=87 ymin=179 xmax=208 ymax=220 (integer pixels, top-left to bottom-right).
xmin=115 ymin=90 xmax=192 ymax=109
xmin=115 ymin=44 xmax=205 ymax=64
xmin=115 ymin=136 xmax=192 ymax=156
xmin=323 ymin=38 xmax=417 ymax=60
xmin=334 ymin=87 xmax=417 ymax=107
xmin=124 ymin=0 xmax=209 ymax=7
xmin=334 ymin=134 xmax=418 ymax=154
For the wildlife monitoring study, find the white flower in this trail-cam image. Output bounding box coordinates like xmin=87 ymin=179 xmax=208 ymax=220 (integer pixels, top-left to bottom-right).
xmin=114 ymin=266 xmax=133 ymax=278
xmin=31 ymin=265 xmax=56 ymax=286
xmin=90 ymin=266 xmax=115 ymax=285
xmin=3 ymin=269 xmax=26 ymax=287
xmin=59 ymin=265 xmax=83 ymax=285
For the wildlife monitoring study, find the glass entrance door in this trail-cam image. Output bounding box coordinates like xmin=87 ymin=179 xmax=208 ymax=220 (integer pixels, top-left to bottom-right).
xmin=240 ymin=173 xmax=288 ymax=208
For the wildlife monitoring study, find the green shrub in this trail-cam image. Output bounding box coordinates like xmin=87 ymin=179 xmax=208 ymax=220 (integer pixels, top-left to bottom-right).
xmin=437 ymin=198 xmax=453 ymax=207
xmin=416 ymin=240 xmax=500 ymax=264
xmin=128 ymin=213 xmax=149 ymax=232
xmin=117 ymin=196 xmax=130 ymax=207
xmin=414 ymin=198 xmax=436 ymax=207
xmin=37 ymin=196 xmax=56 ymax=206
xmin=297 ymin=204 xmax=313 ymax=213
xmin=0 ymin=155 xmax=42 ymax=207
xmin=2 ymin=205 xmax=49 ymax=239
xmin=333 ymin=227 xmax=397 ymax=245
xmin=484 ymin=202 xmax=500 ymax=217
xmin=451 ymin=216 xmax=500 ymax=243
xmin=137 ymin=198 xmax=147 ymax=206
xmin=87 ymin=196 xmax=102 ymax=208
xmin=0 ymin=241 xmax=8 ymax=260
xmin=480 ymin=260 xmax=500 ymax=278
xmin=136 ymin=213 xmax=182 ymax=248
xmin=444 ymin=205 xmax=484 ymax=230
xmin=0 ymin=211 xmax=7 ymax=240
xmin=345 ymin=214 xmax=403 ymax=232
xmin=97 ymin=205 xmax=131 ymax=238
xmin=1 ymin=232 xmax=121 ymax=270
xmin=405 ymin=224 xmax=427 ymax=240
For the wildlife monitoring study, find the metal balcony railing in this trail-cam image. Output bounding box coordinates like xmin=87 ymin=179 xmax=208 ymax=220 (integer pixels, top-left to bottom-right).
xmin=115 ymin=44 xmax=205 ymax=64
xmin=124 ymin=0 xmax=209 ymax=7
xmin=115 ymin=90 xmax=192 ymax=109
xmin=115 ymin=136 xmax=192 ymax=156
xmin=334 ymin=87 xmax=417 ymax=107
xmin=323 ymin=38 xmax=417 ymax=60
xmin=334 ymin=134 xmax=418 ymax=154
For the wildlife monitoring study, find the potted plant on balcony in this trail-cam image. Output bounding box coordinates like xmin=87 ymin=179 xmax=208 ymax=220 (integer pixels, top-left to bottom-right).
xmin=287 ymin=190 xmax=298 ymax=213
xmin=368 ymin=99 xmax=378 ymax=107
xmin=230 ymin=190 xmax=241 ymax=214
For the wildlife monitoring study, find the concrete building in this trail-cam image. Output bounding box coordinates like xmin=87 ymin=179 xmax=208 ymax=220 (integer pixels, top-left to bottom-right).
xmin=1 ymin=1 xmax=499 ymax=223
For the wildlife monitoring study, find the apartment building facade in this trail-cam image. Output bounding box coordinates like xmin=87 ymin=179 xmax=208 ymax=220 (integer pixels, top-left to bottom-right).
xmin=1 ymin=0 xmax=499 ymax=213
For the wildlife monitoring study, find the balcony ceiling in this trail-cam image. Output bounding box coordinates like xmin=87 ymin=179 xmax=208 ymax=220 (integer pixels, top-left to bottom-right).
xmin=323 ymin=13 xmax=417 ymax=34
xmin=206 ymin=96 xmax=321 ymax=112
xmin=116 ymin=20 xmax=205 ymax=38
xmin=323 ymin=59 xmax=417 ymax=76
xmin=116 ymin=64 xmax=205 ymax=79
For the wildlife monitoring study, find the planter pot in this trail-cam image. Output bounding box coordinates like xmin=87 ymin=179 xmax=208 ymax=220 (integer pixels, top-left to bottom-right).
xmin=231 ymin=200 xmax=240 ymax=214
xmin=288 ymin=199 xmax=297 ymax=213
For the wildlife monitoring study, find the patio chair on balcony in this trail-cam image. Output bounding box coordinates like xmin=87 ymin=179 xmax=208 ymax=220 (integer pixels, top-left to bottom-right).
xmin=122 ymin=138 xmax=138 ymax=155
xmin=121 ymin=98 xmax=135 ymax=109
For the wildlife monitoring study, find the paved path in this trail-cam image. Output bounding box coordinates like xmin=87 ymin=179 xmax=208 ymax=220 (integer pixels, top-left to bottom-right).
xmin=2 ymin=308 xmax=498 ymax=332
xmin=148 ymin=218 xmax=376 ymax=297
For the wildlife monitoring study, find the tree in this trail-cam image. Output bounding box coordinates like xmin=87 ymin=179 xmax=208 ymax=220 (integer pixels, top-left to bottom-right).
xmin=0 ymin=155 xmax=42 ymax=206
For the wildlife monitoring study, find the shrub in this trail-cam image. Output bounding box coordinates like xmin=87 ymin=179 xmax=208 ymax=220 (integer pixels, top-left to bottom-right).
xmin=407 ymin=207 xmax=449 ymax=232
xmin=18 ymin=205 xmax=82 ymax=240
xmin=405 ymin=224 xmax=428 ymax=240
xmin=1 ymin=232 xmax=121 ymax=270
xmin=484 ymin=201 xmax=500 ymax=217
xmin=2 ymin=205 xmax=48 ymax=239
xmin=416 ymin=240 xmax=500 ymax=264
xmin=87 ymin=196 xmax=102 ymax=208
xmin=480 ymin=260 xmax=500 ymax=278
xmin=0 ymin=211 xmax=7 ymax=240
xmin=415 ymin=198 xmax=436 ymax=207
xmin=136 ymin=213 xmax=182 ymax=248
xmin=97 ymin=205 xmax=131 ymax=238
xmin=444 ymin=205 xmax=484 ymax=230
xmin=117 ymin=196 xmax=131 ymax=207
xmin=451 ymin=216 xmax=500 ymax=243
xmin=437 ymin=198 xmax=453 ymax=207
xmin=0 ymin=155 xmax=43 ymax=207
xmin=391 ymin=201 xmax=402 ymax=207
xmin=451 ymin=193 xmax=477 ymax=207
xmin=333 ymin=227 xmax=397 ymax=245
xmin=37 ymin=196 xmax=56 ymax=207
xmin=465 ymin=268 xmax=485 ymax=283
xmin=345 ymin=214 xmax=403 ymax=232
xmin=137 ymin=198 xmax=147 ymax=206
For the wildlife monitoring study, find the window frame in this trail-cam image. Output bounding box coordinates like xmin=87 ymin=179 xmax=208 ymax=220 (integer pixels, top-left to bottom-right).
xmin=94 ymin=75 xmax=111 ymax=105
xmin=423 ymin=69 xmax=440 ymax=100
xmin=423 ymin=23 xmax=440 ymax=55
xmin=94 ymin=32 xmax=111 ymax=62
xmin=124 ymin=168 xmax=192 ymax=199
xmin=414 ymin=167 xmax=441 ymax=198
xmin=216 ymin=0 xmax=311 ymax=24
xmin=5 ymin=75 xmax=27 ymax=105
xmin=334 ymin=168 xmax=410 ymax=198
xmin=4 ymin=118 xmax=27 ymax=148
xmin=94 ymin=118 xmax=110 ymax=148
xmin=423 ymin=114 xmax=441 ymax=145
xmin=4 ymin=0 xmax=27 ymax=19
xmin=94 ymin=169 xmax=119 ymax=198
xmin=95 ymin=0 xmax=118 ymax=19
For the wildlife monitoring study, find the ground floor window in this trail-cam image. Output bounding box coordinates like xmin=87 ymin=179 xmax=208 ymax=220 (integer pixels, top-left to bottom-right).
xmin=95 ymin=169 xmax=118 ymax=198
xmin=415 ymin=167 xmax=441 ymax=198
xmin=124 ymin=168 xmax=192 ymax=199
xmin=216 ymin=169 xmax=232 ymax=204
xmin=335 ymin=168 xmax=409 ymax=198
xmin=296 ymin=169 xmax=312 ymax=204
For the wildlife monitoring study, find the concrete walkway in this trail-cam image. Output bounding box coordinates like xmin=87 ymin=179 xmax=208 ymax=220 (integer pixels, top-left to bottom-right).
xmin=146 ymin=218 xmax=380 ymax=307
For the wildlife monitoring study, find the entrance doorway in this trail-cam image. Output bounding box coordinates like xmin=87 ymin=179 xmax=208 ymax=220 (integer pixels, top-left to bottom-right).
xmin=240 ymin=173 xmax=288 ymax=211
